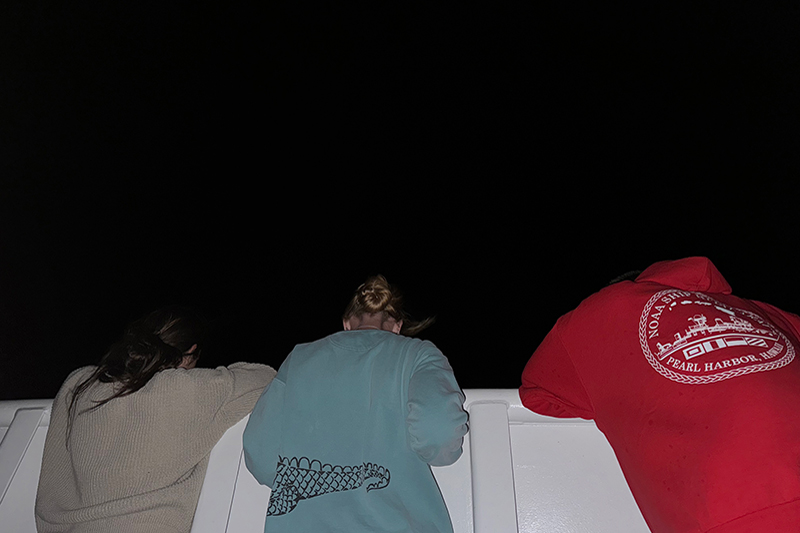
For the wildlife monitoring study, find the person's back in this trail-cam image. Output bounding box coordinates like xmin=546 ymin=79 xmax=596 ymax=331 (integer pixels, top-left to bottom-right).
xmin=243 ymin=275 xmax=468 ymax=533
xmin=35 ymin=307 xmax=276 ymax=533
xmin=520 ymin=257 xmax=800 ymax=533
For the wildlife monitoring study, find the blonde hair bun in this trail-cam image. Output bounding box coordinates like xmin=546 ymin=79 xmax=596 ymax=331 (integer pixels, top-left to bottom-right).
xmin=343 ymin=275 xmax=435 ymax=336
xmin=343 ymin=275 xmax=401 ymax=321
xmin=356 ymin=276 xmax=394 ymax=314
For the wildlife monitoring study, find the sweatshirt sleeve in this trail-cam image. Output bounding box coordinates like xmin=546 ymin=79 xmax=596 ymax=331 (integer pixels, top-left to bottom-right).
xmin=405 ymin=345 xmax=469 ymax=467
xmin=242 ymin=361 xmax=288 ymax=488
xmin=519 ymin=317 xmax=594 ymax=419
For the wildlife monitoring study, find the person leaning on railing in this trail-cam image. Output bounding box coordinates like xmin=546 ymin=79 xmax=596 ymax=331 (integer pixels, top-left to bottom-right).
xmin=520 ymin=257 xmax=800 ymax=533
xmin=35 ymin=306 xmax=276 ymax=533
xmin=242 ymin=275 xmax=469 ymax=533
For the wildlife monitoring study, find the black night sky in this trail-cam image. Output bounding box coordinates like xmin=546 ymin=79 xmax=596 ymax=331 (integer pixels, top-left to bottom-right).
xmin=2 ymin=2 xmax=799 ymax=401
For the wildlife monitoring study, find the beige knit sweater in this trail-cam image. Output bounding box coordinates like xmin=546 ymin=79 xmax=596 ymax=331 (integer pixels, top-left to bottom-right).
xmin=35 ymin=362 xmax=276 ymax=533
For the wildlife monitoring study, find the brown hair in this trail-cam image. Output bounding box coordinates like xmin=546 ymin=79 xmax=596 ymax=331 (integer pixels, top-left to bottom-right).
xmin=342 ymin=275 xmax=434 ymax=336
xmin=68 ymin=306 xmax=206 ymax=424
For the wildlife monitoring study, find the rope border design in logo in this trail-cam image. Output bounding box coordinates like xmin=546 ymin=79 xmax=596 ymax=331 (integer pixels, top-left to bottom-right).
xmin=639 ymin=290 xmax=795 ymax=384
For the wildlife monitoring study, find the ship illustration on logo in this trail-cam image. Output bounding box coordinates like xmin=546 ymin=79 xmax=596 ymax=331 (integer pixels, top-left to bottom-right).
xmin=655 ymin=311 xmax=774 ymax=362
xmin=640 ymin=290 xmax=795 ymax=384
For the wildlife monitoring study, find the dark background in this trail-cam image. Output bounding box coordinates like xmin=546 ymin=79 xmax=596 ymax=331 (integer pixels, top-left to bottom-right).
xmin=2 ymin=1 xmax=798 ymax=400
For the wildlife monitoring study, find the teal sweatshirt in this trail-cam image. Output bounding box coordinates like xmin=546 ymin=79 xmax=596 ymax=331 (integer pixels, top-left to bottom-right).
xmin=243 ymin=330 xmax=469 ymax=533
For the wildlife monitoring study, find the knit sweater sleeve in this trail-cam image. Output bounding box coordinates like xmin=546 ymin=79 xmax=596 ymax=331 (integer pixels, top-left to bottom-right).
xmin=172 ymin=363 xmax=278 ymax=459
xmin=35 ymin=367 xmax=96 ymax=532
xmin=204 ymin=363 xmax=278 ymax=426
xmin=35 ymin=363 xmax=276 ymax=533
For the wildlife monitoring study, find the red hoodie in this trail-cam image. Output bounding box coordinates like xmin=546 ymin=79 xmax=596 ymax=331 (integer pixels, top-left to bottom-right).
xmin=520 ymin=257 xmax=800 ymax=533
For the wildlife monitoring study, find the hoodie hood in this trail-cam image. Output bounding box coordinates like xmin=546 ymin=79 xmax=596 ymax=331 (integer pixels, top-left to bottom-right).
xmin=635 ymin=257 xmax=732 ymax=294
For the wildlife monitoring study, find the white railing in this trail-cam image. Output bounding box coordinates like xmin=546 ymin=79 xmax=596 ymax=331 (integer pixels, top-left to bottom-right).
xmin=0 ymin=400 xmax=51 ymax=533
xmin=0 ymin=391 xmax=650 ymax=532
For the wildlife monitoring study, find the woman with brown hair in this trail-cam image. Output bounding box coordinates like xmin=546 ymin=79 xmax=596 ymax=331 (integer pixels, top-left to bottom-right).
xmin=243 ymin=275 xmax=468 ymax=533
xmin=35 ymin=306 xmax=276 ymax=533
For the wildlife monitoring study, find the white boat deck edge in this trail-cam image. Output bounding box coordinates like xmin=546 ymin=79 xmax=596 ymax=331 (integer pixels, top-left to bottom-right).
xmin=0 ymin=391 xmax=650 ymax=532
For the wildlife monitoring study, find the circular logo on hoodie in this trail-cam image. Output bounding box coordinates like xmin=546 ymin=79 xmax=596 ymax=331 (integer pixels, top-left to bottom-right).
xmin=639 ymin=290 xmax=794 ymax=384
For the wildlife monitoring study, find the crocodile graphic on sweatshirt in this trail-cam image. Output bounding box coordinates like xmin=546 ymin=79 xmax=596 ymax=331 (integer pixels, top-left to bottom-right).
xmin=267 ymin=456 xmax=391 ymax=516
